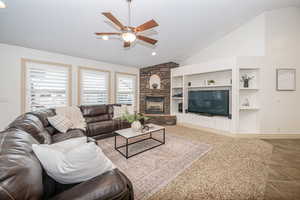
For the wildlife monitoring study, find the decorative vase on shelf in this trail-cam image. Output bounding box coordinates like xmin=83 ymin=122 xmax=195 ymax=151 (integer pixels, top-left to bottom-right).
xmin=243 ymin=79 xmax=249 ymax=88
xmin=241 ymin=74 xmax=254 ymax=88
xmin=131 ymin=121 xmax=142 ymax=132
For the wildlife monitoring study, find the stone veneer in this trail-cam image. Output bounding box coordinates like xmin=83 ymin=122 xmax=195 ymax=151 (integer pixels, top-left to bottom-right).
xmin=139 ymin=62 xmax=179 ymax=114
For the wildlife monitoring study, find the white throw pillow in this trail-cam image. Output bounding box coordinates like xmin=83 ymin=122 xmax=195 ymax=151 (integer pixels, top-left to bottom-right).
xmin=125 ymin=105 xmax=134 ymax=115
xmin=113 ymin=105 xmax=135 ymax=119
xmin=51 ymin=136 xmax=88 ymax=152
xmin=113 ymin=106 xmax=124 ymax=119
xmin=32 ymin=137 xmax=115 ymax=184
xmin=48 ymin=115 xmax=73 ymax=133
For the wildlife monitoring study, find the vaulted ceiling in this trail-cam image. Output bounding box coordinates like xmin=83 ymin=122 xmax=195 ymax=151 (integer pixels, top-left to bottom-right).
xmin=0 ymin=0 xmax=299 ymax=67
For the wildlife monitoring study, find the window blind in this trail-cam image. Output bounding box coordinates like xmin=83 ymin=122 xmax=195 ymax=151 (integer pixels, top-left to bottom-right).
xmin=25 ymin=62 xmax=70 ymax=112
xmin=80 ymin=69 xmax=109 ymax=105
xmin=116 ymin=74 xmax=136 ymax=105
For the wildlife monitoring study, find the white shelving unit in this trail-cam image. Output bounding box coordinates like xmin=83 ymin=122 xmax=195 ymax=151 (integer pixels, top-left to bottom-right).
xmin=171 ymin=75 xmax=184 ymax=115
xmin=171 ymin=67 xmax=234 ymax=133
xmin=238 ymin=68 xmax=260 ymax=133
xmin=239 ymin=68 xmax=260 ymax=111
xmin=240 ymin=88 xmax=259 ymax=90
xmin=240 ymin=107 xmax=260 ymax=110
xmin=170 ymin=58 xmax=262 ymax=135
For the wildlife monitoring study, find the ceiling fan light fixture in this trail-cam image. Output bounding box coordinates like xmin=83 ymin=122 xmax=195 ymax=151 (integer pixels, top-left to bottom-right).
xmin=0 ymin=0 xmax=6 ymax=8
xmin=102 ymin=35 xmax=109 ymax=40
xmin=122 ymin=32 xmax=136 ymax=43
xmin=95 ymin=0 xmax=158 ymax=47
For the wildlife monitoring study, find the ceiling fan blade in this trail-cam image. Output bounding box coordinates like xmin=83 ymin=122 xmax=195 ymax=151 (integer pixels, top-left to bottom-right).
xmin=124 ymin=42 xmax=130 ymax=48
xmin=135 ymin=19 xmax=159 ymax=32
xmin=137 ymin=35 xmax=158 ymax=45
xmin=102 ymin=12 xmax=125 ymax=30
xmin=95 ymin=32 xmax=121 ymax=35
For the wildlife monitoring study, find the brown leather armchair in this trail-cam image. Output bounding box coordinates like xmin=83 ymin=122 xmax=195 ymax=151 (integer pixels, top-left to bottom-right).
xmin=0 ymin=109 xmax=134 ymax=200
xmin=79 ymin=104 xmax=131 ymax=139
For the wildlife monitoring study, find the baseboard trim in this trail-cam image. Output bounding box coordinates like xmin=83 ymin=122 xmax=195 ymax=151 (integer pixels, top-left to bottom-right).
xmin=178 ymin=123 xmax=300 ymax=139
xmin=177 ymin=122 xmax=236 ymax=137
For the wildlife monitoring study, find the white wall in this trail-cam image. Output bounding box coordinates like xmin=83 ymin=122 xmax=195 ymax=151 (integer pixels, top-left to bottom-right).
xmin=265 ymin=7 xmax=300 ymax=58
xmin=182 ymin=13 xmax=266 ymax=65
xmin=0 ymin=43 xmax=139 ymax=130
xmin=180 ymin=7 xmax=300 ymax=134
xmin=237 ymin=56 xmax=300 ymax=134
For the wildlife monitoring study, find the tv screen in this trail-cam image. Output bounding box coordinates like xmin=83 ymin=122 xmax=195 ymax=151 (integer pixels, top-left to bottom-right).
xmin=188 ymin=90 xmax=229 ymax=116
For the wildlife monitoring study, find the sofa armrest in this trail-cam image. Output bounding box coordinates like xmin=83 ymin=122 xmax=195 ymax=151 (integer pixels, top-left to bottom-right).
xmin=50 ymin=169 xmax=134 ymax=200
xmin=87 ymin=137 xmax=96 ymax=144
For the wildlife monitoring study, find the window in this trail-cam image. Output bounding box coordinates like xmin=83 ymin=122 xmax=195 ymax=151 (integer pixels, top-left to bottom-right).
xmin=116 ymin=73 xmax=137 ymax=106
xmin=22 ymin=59 xmax=71 ymax=112
xmin=79 ymin=67 xmax=110 ymax=105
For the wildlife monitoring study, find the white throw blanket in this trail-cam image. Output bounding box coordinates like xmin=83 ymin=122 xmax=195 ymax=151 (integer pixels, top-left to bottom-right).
xmin=55 ymin=106 xmax=86 ymax=131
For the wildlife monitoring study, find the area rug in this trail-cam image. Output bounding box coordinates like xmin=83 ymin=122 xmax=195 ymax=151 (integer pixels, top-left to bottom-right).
xmin=97 ymin=134 xmax=212 ymax=200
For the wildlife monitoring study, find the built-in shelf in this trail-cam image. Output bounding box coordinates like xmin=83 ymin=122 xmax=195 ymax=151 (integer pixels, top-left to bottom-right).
xmin=240 ymin=107 xmax=260 ymax=111
xmin=172 ymin=97 xmax=183 ymax=100
xmin=240 ymin=68 xmax=260 ymax=70
xmin=240 ymin=88 xmax=259 ymax=90
xmin=188 ymin=84 xmax=232 ymax=89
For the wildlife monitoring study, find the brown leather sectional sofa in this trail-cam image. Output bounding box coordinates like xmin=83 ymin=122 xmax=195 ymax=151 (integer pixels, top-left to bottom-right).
xmin=0 ymin=105 xmax=133 ymax=200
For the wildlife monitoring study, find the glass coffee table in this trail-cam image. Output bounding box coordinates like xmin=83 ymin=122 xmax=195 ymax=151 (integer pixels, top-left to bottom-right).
xmin=114 ymin=123 xmax=165 ymax=159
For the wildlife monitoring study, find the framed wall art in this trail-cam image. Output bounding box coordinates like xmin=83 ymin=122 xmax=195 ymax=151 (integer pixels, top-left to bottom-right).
xmin=276 ymin=68 xmax=296 ymax=91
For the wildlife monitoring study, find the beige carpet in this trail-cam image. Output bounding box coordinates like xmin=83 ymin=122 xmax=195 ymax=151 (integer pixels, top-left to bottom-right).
xmin=98 ymin=133 xmax=212 ymax=200
xmin=148 ymin=126 xmax=273 ymax=200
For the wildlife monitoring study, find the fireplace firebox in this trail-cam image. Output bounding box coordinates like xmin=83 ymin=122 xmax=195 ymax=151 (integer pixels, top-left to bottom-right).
xmin=145 ymin=96 xmax=165 ymax=114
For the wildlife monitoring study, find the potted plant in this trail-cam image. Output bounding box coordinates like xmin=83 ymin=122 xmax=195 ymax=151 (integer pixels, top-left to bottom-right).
xmin=207 ymin=80 xmax=215 ymax=85
xmin=121 ymin=112 xmax=150 ymax=132
xmin=241 ymin=74 xmax=254 ymax=88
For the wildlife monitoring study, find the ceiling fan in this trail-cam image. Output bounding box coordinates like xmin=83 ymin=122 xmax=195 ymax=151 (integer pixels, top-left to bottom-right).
xmin=95 ymin=0 xmax=159 ymax=48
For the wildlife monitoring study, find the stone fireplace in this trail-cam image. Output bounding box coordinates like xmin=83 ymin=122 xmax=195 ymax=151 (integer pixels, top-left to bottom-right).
xmin=139 ymin=62 xmax=179 ymax=125
xmin=145 ymin=96 xmax=165 ymax=114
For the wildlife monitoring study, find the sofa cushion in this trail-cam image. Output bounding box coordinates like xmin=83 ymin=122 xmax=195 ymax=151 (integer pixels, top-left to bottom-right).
xmin=40 ymin=130 xmax=52 ymax=144
xmin=8 ymin=114 xmax=50 ymax=144
xmin=30 ymin=109 xmax=56 ymax=127
xmin=85 ymin=114 xmax=110 ymax=123
xmin=52 ymin=129 xmax=85 ymax=143
xmin=48 ymin=115 xmax=74 ymax=133
xmin=0 ymin=129 xmax=44 ymax=200
xmin=46 ymin=126 xmax=57 ymax=135
xmin=49 ymin=169 xmax=133 ymax=200
xmin=80 ymin=105 xmax=108 ymax=117
xmin=87 ymin=120 xmax=116 ymax=137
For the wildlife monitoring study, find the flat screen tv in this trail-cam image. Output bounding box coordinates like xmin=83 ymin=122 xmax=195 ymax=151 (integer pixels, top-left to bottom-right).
xmin=188 ymin=90 xmax=229 ymax=117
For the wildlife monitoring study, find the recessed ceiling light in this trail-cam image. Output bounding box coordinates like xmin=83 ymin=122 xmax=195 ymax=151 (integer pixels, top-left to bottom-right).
xmin=102 ymin=35 xmax=109 ymax=40
xmin=152 ymin=52 xmax=157 ymax=56
xmin=0 ymin=1 xmax=6 ymax=8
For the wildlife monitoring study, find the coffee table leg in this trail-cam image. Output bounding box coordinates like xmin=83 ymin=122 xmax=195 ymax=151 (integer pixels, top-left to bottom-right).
xmin=114 ymin=134 xmax=117 ymax=150
xmin=126 ymin=138 xmax=128 ymax=159
xmin=163 ymin=129 xmax=165 ymax=144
